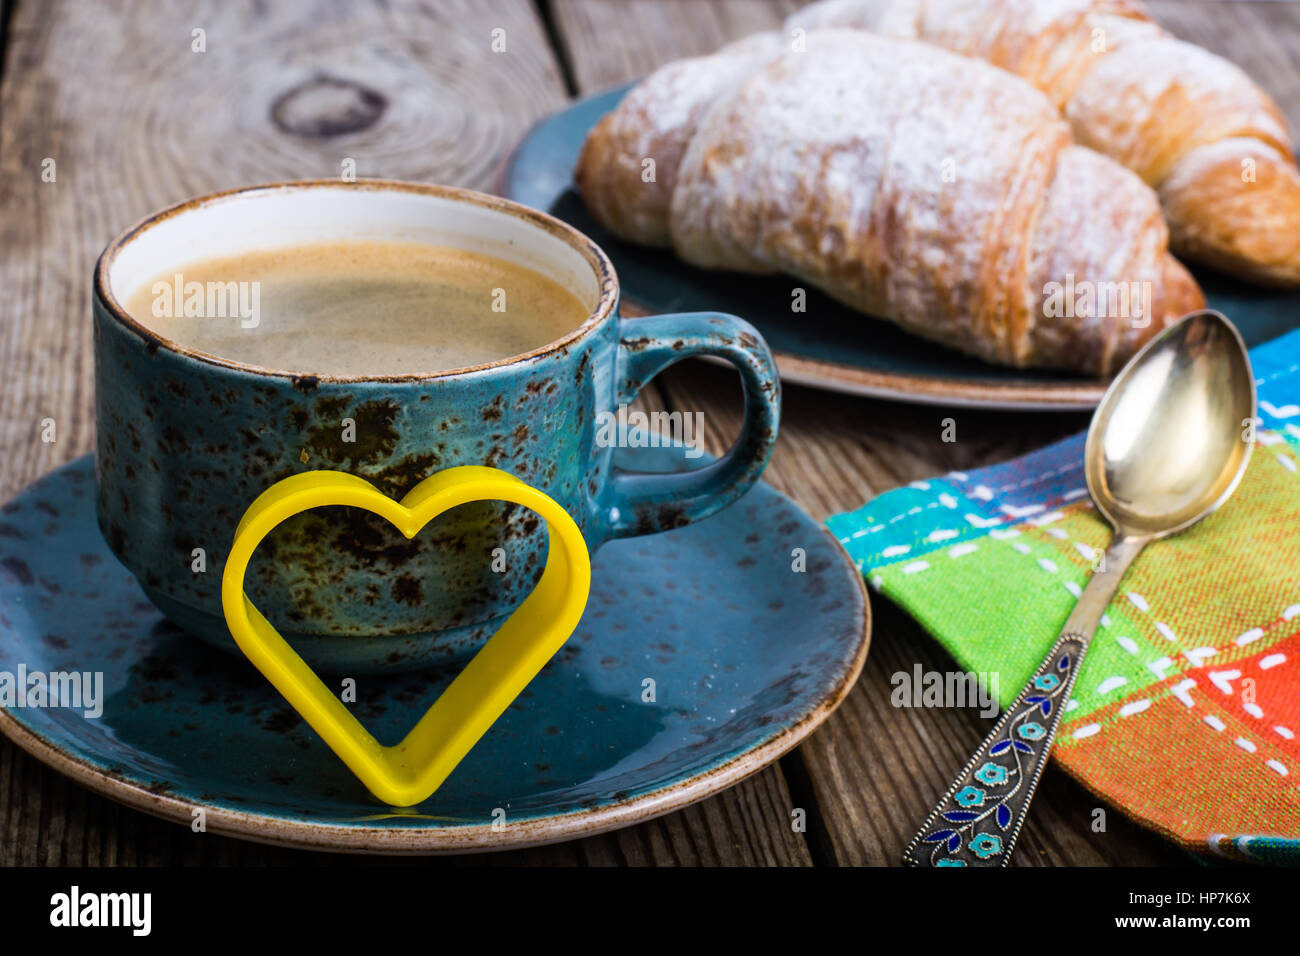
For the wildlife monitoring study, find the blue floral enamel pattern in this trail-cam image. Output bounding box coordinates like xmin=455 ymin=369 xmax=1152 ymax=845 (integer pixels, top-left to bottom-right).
xmin=905 ymin=635 xmax=1086 ymax=867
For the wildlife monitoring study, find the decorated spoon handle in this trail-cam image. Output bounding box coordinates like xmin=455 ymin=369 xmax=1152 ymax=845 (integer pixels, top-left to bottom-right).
xmin=902 ymin=631 xmax=1088 ymax=867
xmin=903 ymin=534 xmax=1148 ymax=867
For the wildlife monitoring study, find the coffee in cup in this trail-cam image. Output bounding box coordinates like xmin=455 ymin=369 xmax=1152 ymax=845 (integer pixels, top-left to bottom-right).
xmin=122 ymin=240 xmax=588 ymax=375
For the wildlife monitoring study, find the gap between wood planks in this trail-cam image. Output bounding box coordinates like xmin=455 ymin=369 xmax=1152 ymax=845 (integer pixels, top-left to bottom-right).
xmin=0 ymin=1 xmax=12 ymax=137
xmin=533 ymin=0 xmax=580 ymax=97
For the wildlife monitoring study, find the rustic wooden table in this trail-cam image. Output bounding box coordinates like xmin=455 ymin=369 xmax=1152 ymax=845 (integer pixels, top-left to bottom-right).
xmin=1 ymin=0 xmax=1296 ymax=866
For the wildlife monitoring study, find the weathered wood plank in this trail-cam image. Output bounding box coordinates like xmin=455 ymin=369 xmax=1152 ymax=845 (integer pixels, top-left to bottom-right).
xmin=551 ymin=0 xmax=801 ymax=90
xmin=1 ymin=737 xmax=810 ymax=865
xmin=0 ymin=0 xmax=808 ymax=866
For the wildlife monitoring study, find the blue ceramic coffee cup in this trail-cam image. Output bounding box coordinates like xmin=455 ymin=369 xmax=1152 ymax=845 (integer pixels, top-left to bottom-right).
xmin=93 ymin=180 xmax=780 ymax=673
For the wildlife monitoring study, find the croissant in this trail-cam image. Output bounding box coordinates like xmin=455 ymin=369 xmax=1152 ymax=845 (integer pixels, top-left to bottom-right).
xmin=575 ymin=30 xmax=1203 ymax=375
xmin=792 ymin=0 xmax=1300 ymax=286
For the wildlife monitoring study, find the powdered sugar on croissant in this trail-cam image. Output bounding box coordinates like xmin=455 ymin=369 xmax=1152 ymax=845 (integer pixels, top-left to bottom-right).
xmin=575 ymin=29 xmax=1201 ymax=374
xmin=794 ymin=0 xmax=1300 ymax=285
xmin=574 ymin=32 xmax=784 ymax=248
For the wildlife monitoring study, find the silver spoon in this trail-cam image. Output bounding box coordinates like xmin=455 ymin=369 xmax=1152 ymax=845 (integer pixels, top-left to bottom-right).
xmin=904 ymin=310 xmax=1256 ymax=867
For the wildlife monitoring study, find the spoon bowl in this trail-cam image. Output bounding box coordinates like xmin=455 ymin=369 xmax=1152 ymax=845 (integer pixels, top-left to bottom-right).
xmin=1085 ymin=310 xmax=1256 ymax=539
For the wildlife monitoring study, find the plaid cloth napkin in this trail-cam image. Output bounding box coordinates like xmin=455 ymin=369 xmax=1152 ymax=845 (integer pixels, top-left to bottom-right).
xmin=827 ymin=329 xmax=1300 ymax=864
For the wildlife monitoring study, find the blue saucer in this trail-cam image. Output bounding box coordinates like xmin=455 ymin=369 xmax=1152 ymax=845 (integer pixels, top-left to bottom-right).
xmin=0 ymin=449 xmax=868 ymax=853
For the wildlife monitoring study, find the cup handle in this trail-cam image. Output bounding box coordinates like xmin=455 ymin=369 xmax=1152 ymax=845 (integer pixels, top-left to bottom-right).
xmin=601 ymin=311 xmax=781 ymax=540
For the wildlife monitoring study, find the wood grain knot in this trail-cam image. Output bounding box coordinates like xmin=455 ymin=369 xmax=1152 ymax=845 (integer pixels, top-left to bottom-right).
xmin=271 ymin=74 xmax=387 ymax=138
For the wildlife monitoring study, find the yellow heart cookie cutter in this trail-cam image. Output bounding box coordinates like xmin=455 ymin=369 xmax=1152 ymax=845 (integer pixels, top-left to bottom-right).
xmin=220 ymin=466 xmax=591 ymax=807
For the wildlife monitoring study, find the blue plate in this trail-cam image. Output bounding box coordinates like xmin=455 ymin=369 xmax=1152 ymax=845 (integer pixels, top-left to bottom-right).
xmin=504 ymin=86 xmax=1300 ymax=410
xmin=0 ymin=450 xmax=868 ymax=853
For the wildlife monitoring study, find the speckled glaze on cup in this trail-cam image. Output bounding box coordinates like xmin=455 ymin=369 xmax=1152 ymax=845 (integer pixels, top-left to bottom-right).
xmin=93 ymin=180 xmax=780 ymax=674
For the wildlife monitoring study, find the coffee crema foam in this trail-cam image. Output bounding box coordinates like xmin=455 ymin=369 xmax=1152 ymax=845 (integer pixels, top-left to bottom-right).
xmin=123 ymin=239 xmax=589 ymax=375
